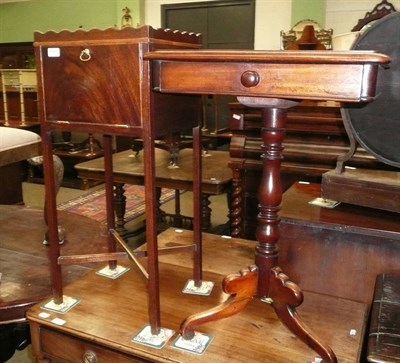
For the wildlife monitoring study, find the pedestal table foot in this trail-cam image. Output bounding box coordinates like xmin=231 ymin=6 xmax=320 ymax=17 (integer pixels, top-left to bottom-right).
xmin=181 ymin=265 xmax=258 ymax=339
xmin=268 ymin=267 xmax=337 ymax=363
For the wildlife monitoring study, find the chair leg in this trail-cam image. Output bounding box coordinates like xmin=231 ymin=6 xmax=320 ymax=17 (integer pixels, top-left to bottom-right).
xmin=28 ymin=155 xmax=65 ymax=244
xmin=28 ymin=155 xmax=64 ymax=194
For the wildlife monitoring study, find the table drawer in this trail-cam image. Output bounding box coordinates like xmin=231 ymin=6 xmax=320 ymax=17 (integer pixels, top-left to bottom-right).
xmin=40 ymin=327 xmax=149 ymax=363
xmin=153 ymin=61 xmax=367 ymax=101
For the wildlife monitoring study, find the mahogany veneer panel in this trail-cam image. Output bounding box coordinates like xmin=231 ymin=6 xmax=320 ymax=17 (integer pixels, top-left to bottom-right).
xmin=34 ymin=27 xmax=202 ymax=137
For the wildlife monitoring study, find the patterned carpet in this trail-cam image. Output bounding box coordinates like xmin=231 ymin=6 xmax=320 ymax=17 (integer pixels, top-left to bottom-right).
xmin=57 ymin=185 xmax=176 ymax=223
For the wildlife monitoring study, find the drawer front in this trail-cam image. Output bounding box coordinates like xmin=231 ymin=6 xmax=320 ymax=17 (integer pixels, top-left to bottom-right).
xmin=40 ymin=327 xmax=149 ymax=363
xmin=154 ymin=61 xmax=370 ymax=102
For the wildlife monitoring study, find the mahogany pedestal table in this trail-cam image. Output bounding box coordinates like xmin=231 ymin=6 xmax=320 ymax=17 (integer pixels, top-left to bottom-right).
xmin=145 ymin=49 xmax=390 ymax=362
xmin=0 ymin=205 xmax=111 ymax=361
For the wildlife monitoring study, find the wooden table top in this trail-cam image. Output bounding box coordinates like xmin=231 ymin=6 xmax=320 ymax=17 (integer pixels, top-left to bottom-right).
xmin=27 ymin=228 xmax=367 ymax=362
xmin=76 ymin=148 xmax=232 ymax=195
xmin=0 ymin=205 xmax=110 ymax=323
xmin=281 ymin=181 xmax=400 ymax=238
xmin=145 ymin=50 xmax=389 ymax=103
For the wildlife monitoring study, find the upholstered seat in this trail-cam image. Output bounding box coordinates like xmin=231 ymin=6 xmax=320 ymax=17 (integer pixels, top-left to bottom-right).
xmin=0 ymin=126 xmax=64 ymax=195
xmin=0 ymin=126 xmax=41 ymax=167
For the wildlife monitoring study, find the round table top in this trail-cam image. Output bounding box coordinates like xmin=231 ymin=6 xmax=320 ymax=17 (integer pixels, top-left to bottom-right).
xmin=0 ymin=205 xmax=109 ymax=323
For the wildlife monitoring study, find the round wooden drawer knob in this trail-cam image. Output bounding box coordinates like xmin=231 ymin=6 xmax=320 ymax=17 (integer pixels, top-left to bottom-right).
xmin=241 ymin=71 xmax=260 ymax=88
xmin=83 ymin=350 xmax=97 ymax=363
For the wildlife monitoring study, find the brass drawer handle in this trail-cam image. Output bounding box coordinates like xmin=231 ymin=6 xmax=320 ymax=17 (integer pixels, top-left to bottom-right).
xmin=241 ymin=70 xmax=260 ymax=88
xmin=80 ymin=48 xmax=92 ymax=62
xmin=83 ymin=350 xmax=97 ymax=363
